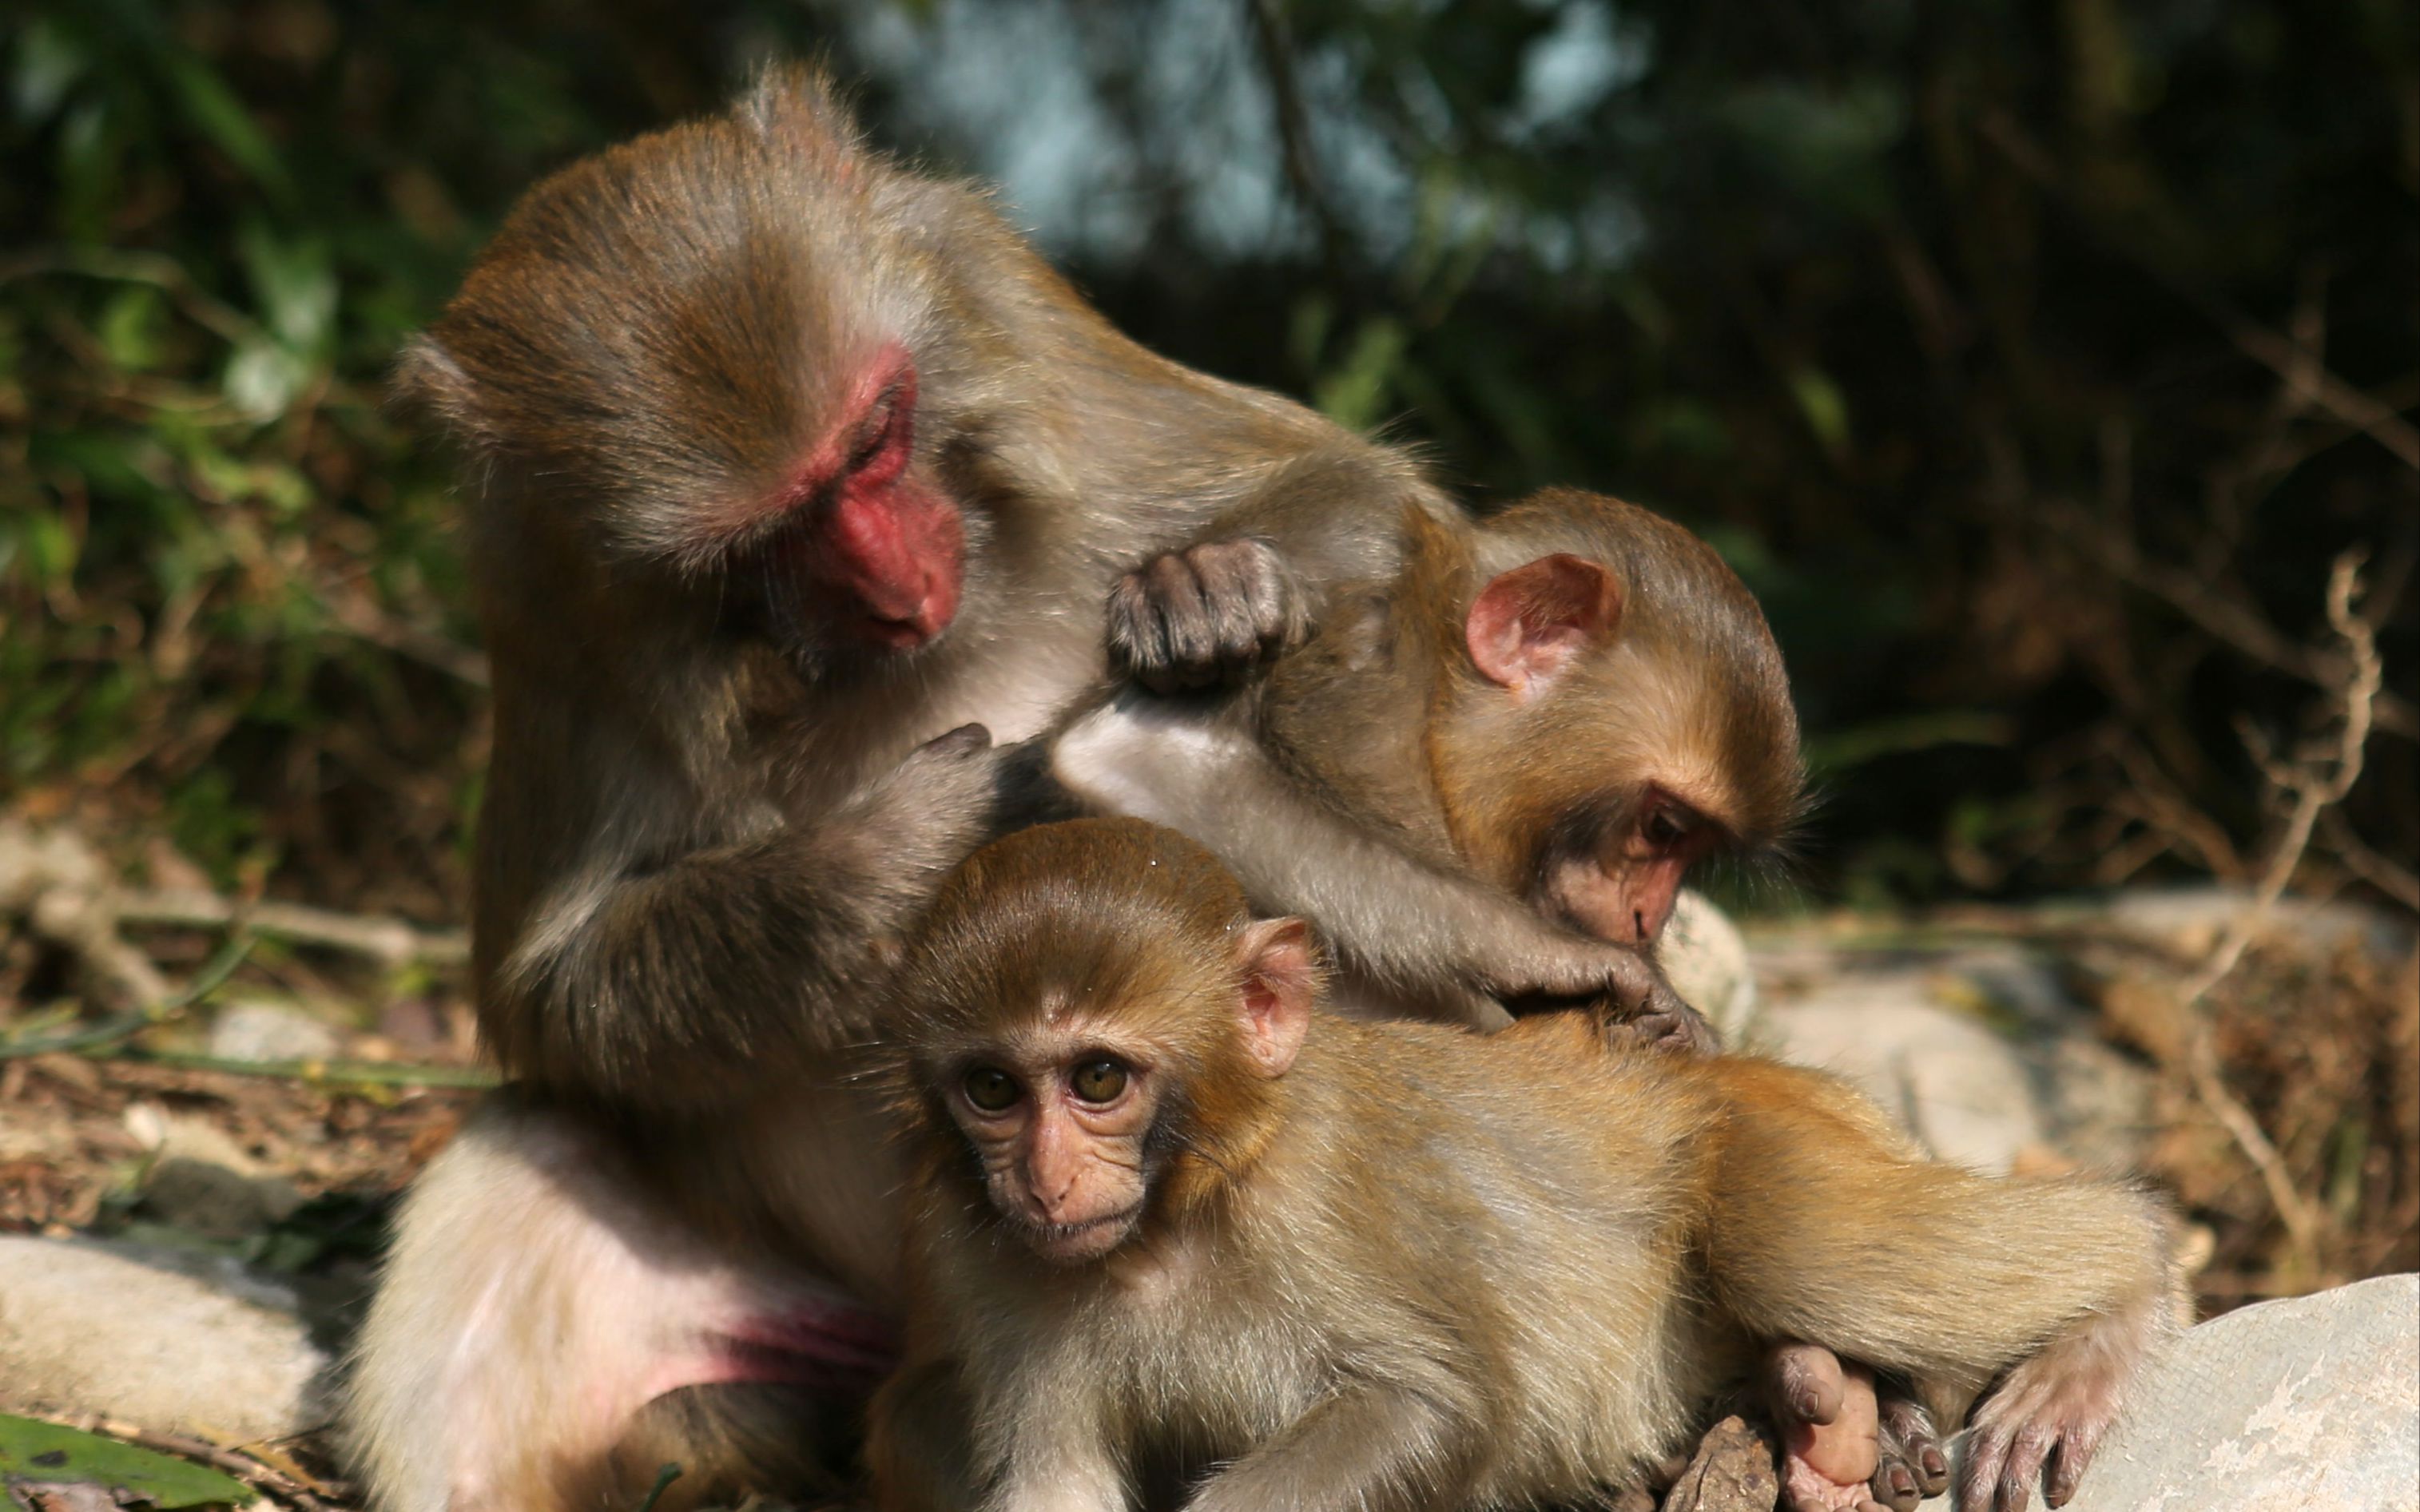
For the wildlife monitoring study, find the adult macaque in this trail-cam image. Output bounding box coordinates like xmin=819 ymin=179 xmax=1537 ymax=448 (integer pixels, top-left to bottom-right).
xmin=868 ymin=820 xmax=2181 ymax=1512
xmin=1051 ymin=488 xmax=1803 ymax=1039
xmin=343 ymin=65 xmax=1667 ymax=1512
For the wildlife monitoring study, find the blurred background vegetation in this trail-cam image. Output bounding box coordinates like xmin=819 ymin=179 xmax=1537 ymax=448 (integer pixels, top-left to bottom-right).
xmin=0 ymin=0 xmax=2414 ymax=1372
xmin=2 ymin=0 xmax=2412 ymax=921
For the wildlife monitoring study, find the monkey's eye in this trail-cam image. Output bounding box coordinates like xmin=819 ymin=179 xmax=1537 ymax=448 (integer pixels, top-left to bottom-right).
xmin=848 ymin=383 xmax=906 ymax=472
xmin=1643 ymin=805 xmax=1697 ymax=848
xmin=962 ymin=1066 xmax=1022 ymax=1113
xmin=1069 ymin=1059 xmax=1129 ymax=1105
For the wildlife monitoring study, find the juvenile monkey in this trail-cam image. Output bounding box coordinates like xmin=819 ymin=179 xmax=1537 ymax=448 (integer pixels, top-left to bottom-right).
xmin=870 ymin=819 xmax=2180 ymax=1512
xmin=1051 ymin=487 xmax=1804 ymax=1037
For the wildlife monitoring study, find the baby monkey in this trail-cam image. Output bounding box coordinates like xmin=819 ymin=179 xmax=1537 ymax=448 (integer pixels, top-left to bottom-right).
xmin=870 ymin=819 xmax=2179 ymax=1512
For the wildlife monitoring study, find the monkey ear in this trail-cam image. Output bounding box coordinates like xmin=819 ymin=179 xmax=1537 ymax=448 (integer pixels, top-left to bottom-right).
xmin=1464 ymin=554 xmax=1623 ymax=697
xmin=389 ymin=336 xmax=490 ymax=445
xmin=1234 ymin=918 xmax=1317 ymax=1078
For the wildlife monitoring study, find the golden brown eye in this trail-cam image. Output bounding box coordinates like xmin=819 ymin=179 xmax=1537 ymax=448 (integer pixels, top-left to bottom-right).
xmin=963 ymin=1066 xmax=1020 ymax=1113
xmin=1070 ymin=1059 xmax=1128 ymax=1105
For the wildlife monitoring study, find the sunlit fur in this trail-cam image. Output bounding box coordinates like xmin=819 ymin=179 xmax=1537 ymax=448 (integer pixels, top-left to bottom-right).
xmin=1408 ymin=491 xmax=1805 ymax=899
xmin=1050 ymin=487 xmax=1806 ymax=1030
xmin=356 ymin=62 xmax=1456 ymax=1512
xmin=871 ymin=821 xmax=2180 ymax=1512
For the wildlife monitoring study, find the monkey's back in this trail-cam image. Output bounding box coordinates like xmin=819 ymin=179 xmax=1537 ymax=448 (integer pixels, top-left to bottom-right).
xmin=1263 ymin=1014 xmax=1748 ymax=1501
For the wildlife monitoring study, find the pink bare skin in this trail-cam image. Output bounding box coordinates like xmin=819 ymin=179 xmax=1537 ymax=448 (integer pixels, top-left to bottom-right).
xmin=1767 ymin=1343 xmax=1889 ymax=1512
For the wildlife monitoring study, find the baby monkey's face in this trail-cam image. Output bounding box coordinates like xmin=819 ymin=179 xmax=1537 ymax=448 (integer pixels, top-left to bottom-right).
xmin=944 ymin=1014 xmax=1166 ymax=1264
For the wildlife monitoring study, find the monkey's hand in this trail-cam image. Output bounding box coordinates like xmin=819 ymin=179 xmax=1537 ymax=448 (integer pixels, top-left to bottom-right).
xmin=1107 ymin=537 xmax=1309 ymax=693
xmin=1492 ymin=939 xmax=1719 ymax=1054
xmin=854 ymin=723 xmax=1007 ymax=882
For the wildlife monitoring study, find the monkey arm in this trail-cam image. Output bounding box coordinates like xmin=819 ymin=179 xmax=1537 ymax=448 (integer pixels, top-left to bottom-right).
xmin=1051 ymin=693 xmax=1677 ymax=1028
xmin=866 ymin=1358 xmax=985 ymax=1512
xmin=972 ymin=1411 xmax=1128 ymax=1512
xmin=483 ymin=726 xmax=1000 ymax=1113
xmin=1182 ymin=1380 xmax=1474 ymax=1512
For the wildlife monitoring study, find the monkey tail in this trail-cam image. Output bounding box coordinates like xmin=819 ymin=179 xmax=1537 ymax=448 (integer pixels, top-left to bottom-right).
xmin=1696 ymin=1058 xmax=2177 ymax=1394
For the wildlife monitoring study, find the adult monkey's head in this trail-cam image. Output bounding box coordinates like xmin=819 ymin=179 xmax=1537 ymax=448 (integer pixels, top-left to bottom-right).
xmin=396 ymin=69 xmax=1041 ymax=675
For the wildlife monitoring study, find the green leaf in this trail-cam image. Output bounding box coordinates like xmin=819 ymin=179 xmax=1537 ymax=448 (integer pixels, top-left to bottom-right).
xmin=224 ymin=337 xmax=310 ymax=419
xmin=1787 ymin=366 xmax=1852 ymax=455
xmin=98 ymin=285 xmax=170 ymax=371
xmin=1313 ymin=318 xmax=1409 ymax=432
xmin=10 ymin=18 xmax=87 ymax=124
xmin=160 ymin=51 xmax=290 ymax=198
xmin=0 ymin=1414 xmax=250 ymax=1507
xmin=236 ymin=221 xmax=336 ymax=355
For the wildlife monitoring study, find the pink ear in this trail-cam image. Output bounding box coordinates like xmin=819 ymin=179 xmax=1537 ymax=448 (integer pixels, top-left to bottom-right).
xmin=1464 ymin=554 xmax=1622 ymax=695
xmin=1235 ymin=918 xmax=1317 ymax=1078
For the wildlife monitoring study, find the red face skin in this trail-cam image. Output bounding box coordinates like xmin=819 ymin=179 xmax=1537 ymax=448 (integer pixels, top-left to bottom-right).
xmin=764 ymin=347 xmax=965 ymax=651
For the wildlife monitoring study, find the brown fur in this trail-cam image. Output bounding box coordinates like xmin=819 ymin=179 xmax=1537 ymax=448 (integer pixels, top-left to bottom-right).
xmin=1050 ymin=489 xmax=1804 ymax=1030
xmin=870 ymin=821 xmax=2181 ymax=1512
xmin=349 ymin=66 xmax=1452 ymax=1512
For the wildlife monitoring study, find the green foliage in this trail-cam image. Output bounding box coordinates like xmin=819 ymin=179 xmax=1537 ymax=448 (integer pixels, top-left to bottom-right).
xmin=2 ymin=0 xmax=2410 ymax=915
xmin=0 ymin=1414 xmax=248 ymax=1507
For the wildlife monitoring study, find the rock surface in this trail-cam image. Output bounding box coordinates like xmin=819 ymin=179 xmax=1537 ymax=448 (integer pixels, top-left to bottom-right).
xmin=1750 ymin=935 xmax=2158 ymax=1173
xmin=1755 ymin=972 xmax=2051 ymax=1173
xmin=205 ymin=999 xmax=343 ymax=1065
xmin=0 ymin=1236 xmax=332 ymax=1443
xmin=1921 ymin=1273 xmax=2420 ymax=1511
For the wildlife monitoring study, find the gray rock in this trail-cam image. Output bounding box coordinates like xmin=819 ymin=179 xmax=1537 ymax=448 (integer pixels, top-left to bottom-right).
xmin=2096 ymin=885 xmax=2418 ymax=965
xmin=1921 ymin=1273 xmax=2420 ymax=1511
xmin=1758 ymin=976 xmax=2048 ymax=1173
xmin=0 ymin=1236 xmax=332 ymax=1440
xmin=206 ymin=999 xmax=342 ymax=1065
xmin=123 ymin=1105 xmax=304 ymax=1239
xmin=1664 ymin=891 xmax=1760 ymax=1044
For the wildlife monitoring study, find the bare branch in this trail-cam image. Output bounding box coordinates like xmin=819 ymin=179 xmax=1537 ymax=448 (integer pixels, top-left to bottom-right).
xmin=2169 ymin=550 xmax=2387 ymax=1262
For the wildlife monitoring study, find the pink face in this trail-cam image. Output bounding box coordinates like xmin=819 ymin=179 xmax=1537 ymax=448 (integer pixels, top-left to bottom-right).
xmin=1537 ymin=792 xmax=1720 ymax=945
xmin=948 ymin=1037 xmax=1161 ymax=1264
xmin=749 ymin=347 xmax=965 ymax=653
xmin=936 ymin=920 xmax=1317 ymax=1266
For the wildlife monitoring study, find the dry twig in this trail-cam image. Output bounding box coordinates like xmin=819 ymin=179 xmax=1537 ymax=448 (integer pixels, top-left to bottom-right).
xmin=2174 ymin=550 xmax=2386 ymax=1264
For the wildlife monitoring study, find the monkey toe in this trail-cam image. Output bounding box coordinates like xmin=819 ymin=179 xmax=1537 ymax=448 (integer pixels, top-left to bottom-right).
xmin=1874 ymin=1387 xmax=1948 ymax=1508
xmin=1770 ymin=1353 xmax=1881 ymax=1512
xmin=1763 ymin=1342 xmax=1848 ymax=1428
xmin=1607 ymin=1000 xmax=1719 ymax=1055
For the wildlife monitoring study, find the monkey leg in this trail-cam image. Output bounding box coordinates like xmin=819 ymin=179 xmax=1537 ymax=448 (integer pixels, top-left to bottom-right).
xmin=1703 ymin=1060 xmax=2176 ymax=1512
xmin=866 ymin=1359 xmax=983 ymax=1512
xmin=345 ymin=1101 xmax=892 ymax=1512
xmin=1758 ymin=1348 xmax=1950 ymax=1512
xmin=591 ymin=1384 xmax=857 ymax=1512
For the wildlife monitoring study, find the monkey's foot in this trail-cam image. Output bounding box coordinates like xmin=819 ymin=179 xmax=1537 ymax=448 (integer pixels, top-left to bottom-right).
xmin=1871 ymin=1389 xmax=1950 ymax=1511
xmin=1956 ymin=1316 xmax=2137 ymax=1512
xmin=1764 ymin=1343 xmax=1889 ymax=1512
xmin=1107 ymin=538 xmax=1305 ymax=692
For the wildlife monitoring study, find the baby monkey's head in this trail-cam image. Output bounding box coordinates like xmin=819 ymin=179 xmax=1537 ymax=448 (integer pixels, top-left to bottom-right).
xmin=886 ymin=819 xmax=1321 ymax=1264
